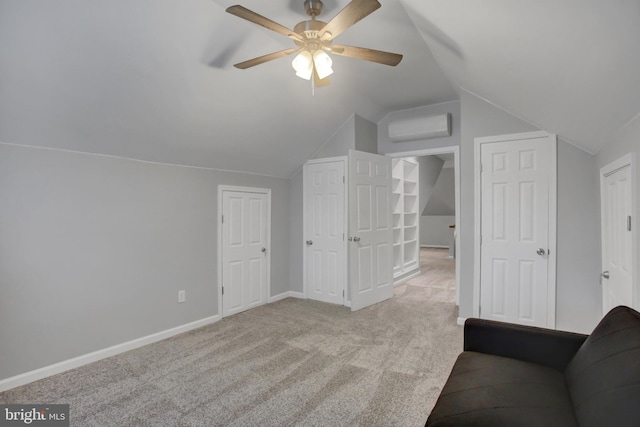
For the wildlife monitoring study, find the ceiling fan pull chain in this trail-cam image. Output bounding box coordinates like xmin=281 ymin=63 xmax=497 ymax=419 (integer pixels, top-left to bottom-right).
xmin=311 ymin=73 xmax=316 ymax=96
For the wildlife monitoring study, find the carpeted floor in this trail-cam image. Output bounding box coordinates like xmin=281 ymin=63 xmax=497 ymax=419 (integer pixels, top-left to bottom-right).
xmin=396 ymin=248 xmax=457 ymax=304
xmin=1 ymin=255 xmax=461 ymax=426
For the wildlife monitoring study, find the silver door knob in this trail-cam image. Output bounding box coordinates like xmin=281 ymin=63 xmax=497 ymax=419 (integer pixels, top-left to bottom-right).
xmin=261 ymin=247 xmax=266 ymax=253
xmin=306 ymin=240 xmax=313 ymax=246
xmin=352 ymin=236 xmax=361 ymax=242
xmin=536 ymin=248 xmax=546 ymax=256
xmin=601 ymin=270 xmax=610 ymax=280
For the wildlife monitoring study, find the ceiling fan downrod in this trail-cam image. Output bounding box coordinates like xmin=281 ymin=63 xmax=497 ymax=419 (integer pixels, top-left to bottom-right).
xmin=304 ymin=0 xmax=323 ymax=19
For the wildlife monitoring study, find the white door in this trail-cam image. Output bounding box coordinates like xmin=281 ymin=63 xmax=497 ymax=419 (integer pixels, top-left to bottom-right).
xmin=304 ymin=160 xmax=346 ymax=305
xmin=479 ymin=134 xmax=556 ymax=327
xmin=601 ymin=158 xmax=634 ymax=314
xmin=348 ymin=150 xmax=394 ymax=311
xmin=221 ymin=189 xmax=269 ymax=317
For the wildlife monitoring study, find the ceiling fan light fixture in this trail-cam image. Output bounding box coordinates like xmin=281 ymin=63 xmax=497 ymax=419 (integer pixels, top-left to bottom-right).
xmin=292 ymin=51 xmax=313 ymax=80
xmin=313 ymin=50 xmax=333 ymax=80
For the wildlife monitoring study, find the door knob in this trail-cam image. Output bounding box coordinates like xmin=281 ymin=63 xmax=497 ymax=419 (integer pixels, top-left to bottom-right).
xmin=536 ymin=248 xmax=546 ymax=256
xmin=352 ymin=236 xmax=361 ymax=242
xmin=261 ymin=247 xmax=266 ymax=253
xmin=601 ymin=270 xmax=610 ymax=280
xmin=306 ymin=240 xmax=313 ymax=246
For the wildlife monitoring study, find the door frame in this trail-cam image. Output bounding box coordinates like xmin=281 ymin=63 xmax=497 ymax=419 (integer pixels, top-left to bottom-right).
xmin=600 ymin=153 xmax=638 ymax=312
xmin=385 ymin=146 xmax=461 ymax=306
xmin=473 ymin=131 xmax=557 ymax=326
xmin=217 ymin=185 xmax=272 ymax=318
xmin=302 ymin=156 xmax=349 ymax=306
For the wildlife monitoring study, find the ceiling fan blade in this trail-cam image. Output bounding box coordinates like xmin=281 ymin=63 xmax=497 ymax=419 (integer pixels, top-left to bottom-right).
xmin=319 ymin=0 xmax=381 ymax=39
xmin=226 ymin=5 xmax=303 ymax=41
xmin=234 ymin=48 xmax=299 ymax=69
xmin=331 ymin=44 xmax=402 ymax=66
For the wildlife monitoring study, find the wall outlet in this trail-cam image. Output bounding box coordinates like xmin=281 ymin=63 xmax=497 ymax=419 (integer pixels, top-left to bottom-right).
xmin=178 ymin=290 xmax=186 ymax=303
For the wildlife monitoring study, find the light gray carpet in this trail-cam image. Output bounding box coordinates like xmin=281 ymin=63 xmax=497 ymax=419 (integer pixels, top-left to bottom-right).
xmin=1 ymin=282 xmax=462 ymax=426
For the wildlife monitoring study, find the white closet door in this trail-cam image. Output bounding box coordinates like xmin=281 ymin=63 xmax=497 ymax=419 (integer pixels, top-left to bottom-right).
xmin=480 ymin=136 xmax=553 ymax=327
xmin=304 ymin=160 xmax=346 ymax=305
xmin=221 ymin=190 xmax=268 ymax=317
xmin=601 ymin=161 xmax=633 ymax=314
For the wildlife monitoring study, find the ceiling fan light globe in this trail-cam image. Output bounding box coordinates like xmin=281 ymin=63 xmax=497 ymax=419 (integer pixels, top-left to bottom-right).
xmin=313 ymin=50 xmax=333 ymax=80
xmin=292 ymin=51 xmax=313 ymax=80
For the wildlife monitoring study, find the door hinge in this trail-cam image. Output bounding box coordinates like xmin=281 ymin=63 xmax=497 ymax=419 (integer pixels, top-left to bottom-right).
xmin=221 ymin=215 xmax=224 ymax=224
xmin=222 ymin=286 xmax=224 ymax=295
xmin=343 ymin=233 xmax=345 ymax=241
xmin=628 ymin=215 xmax=632 ymax=231
xmin=343 ymin=176 xmax=345 ymax=184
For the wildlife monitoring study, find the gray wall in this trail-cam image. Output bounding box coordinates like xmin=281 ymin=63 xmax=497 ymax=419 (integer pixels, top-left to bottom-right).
xmin=354 ymin=115 xmax=378 ymax=154
xmin=596 ymin=114 xmax=640 ymax=311
xmin=459 ymin=90 xmax=601 ymax=333
xmin=421 ymin=216 xmax=455 ymax=247
xmin=312 ymin=115 xmax=355 ymax=160
xmin=289 ymin=168 xmax=304 ymax=294
xmin=378 ymin=101 xmax=461 ymax=154
xmin=424 ymin=167 xmax=455 ymax=216
xmin=0 ymin=143 xmax=290 ymax=380
xmin=416 ymin=155 xmax=444 ymax=215
xmin=556 ymin=142 xmax=601 ymax=332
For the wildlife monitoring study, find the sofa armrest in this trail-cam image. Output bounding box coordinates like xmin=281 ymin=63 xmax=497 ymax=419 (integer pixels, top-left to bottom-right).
xmin=464 ymin=318 xmax=588 ymax=371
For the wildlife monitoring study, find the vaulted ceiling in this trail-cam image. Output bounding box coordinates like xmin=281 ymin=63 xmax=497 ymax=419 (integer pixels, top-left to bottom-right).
xmin=1 ymin=1 xmax=638 ymax=178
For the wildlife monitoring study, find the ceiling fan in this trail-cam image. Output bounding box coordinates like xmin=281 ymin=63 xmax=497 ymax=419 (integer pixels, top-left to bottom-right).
xmin=225 ymin=0 xmax=403 ymax=88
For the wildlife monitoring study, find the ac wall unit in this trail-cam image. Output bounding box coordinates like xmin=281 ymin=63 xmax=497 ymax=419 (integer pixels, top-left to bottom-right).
xmin=388 ymin=113 xmax=451 ymax=142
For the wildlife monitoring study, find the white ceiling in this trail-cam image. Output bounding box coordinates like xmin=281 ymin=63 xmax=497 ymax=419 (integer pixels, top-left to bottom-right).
xmin=1 ymin=1 xmax=638 ymax=177
xmin=403 ymin=0 xmax=640 ymax=154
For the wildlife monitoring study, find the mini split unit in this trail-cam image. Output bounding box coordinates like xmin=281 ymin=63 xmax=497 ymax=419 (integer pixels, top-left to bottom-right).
xmin=388 ymin=113 xmax=451 ymax=142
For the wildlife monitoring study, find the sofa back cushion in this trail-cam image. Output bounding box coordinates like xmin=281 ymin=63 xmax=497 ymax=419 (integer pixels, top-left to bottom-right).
xmin=564 ymin=306 xmax=640 ymax=427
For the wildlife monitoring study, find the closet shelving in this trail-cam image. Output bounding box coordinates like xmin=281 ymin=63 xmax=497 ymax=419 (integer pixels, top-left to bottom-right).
xmin=391 ymin=157 xmax=420 ymax=281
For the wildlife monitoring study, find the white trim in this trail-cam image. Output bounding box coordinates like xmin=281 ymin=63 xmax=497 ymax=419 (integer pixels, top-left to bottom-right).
xmin=0 ymin=141 xmax=285 ymax=179
xmin=0 ymin=315 xmax=220 ymax=393
xmin=268 ymin=291 xmax=306 ymax=303
xmin=217 ymin=185 xmax=272 ymax=319
xmin=302 ymin=157 xmax=349 ymax=306
xmin=457 ymin=317 xmax=466 ymax=326
xmin=473 ymin=132 xmax=557 ymax=327
xmin=385 ymin=146 xmax=461 ymax=307
xmin=420 ymin=245 xmax=449 ymax=249
xmin=600 ymin=153 xmax=638 ymax=313
xmin=393 ymin=269 xmax=421 ymax=285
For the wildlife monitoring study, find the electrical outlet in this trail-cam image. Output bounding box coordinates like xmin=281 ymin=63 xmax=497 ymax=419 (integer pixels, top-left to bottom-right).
xmin=178 ymin=290 xmax=186 ymax=303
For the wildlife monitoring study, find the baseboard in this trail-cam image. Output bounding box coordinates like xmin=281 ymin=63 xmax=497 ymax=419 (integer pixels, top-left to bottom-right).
xmin=268 ymin=291 xmax=305 ymax=303
xmin=0 ymin=315 xmax=220 ymax=393
xmin=420 ymin=245 xmax=449 ymax=249
xmin=393 ymin=269 xmax=421 ymax=285
xmin=457 ymin=317 xmax=466 ymax=326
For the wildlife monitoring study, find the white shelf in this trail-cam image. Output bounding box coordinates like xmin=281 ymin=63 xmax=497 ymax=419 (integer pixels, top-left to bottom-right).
xmin=391 ymin=157 xmax=420 ymax=280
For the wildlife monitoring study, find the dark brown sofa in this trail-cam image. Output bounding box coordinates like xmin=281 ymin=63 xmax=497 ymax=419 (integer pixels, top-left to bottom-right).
xmin=425 ymin=306 xmax=640 ymax=427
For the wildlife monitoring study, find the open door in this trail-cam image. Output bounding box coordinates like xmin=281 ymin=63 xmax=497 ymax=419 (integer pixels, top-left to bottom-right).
xmin=348 ymin=150 xmax=393 ymax=311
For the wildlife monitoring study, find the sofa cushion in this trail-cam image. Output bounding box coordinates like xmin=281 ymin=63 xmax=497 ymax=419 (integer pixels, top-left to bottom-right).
xmin=564 ymin=305 xmax=640 ymax=427
xmin=425 ymin=351 xmax=578 ymax=427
